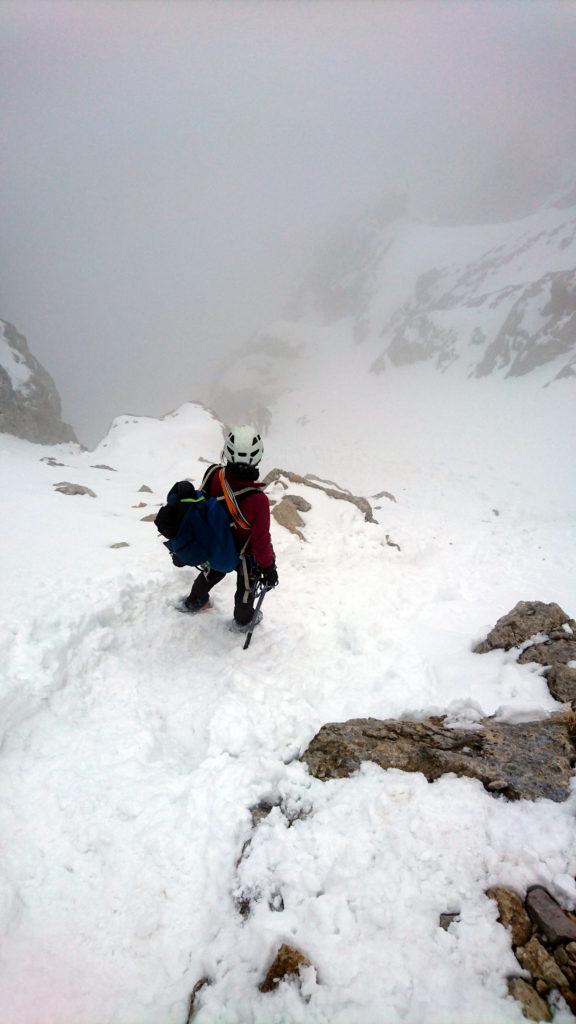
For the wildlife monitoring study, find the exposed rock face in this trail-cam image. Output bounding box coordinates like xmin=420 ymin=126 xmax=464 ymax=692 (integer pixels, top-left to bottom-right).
xmin=0 ymin=319 xmax=76 ymax=444
xmin=547 ymin=666 xmax=576 ymax=707
xmin=518 ymin=639 xmax=576 ymax=670
xmin=264 ymin=467 xmax=375 ymax=523
xmin=53 ymin=482 xmax=96 ymax=498
xmin=487 ymin=887 xmax=533 ymax=947
xmin=371 ymin=228 xmax=576 ymax=384
xmin=258 ymin=944 xmax=313 ymax=993
xmin=475 ymin=601 xmax=576 ymax=708
xmin=301 ymin=716 xmax=575 ymax=801
xmin=474 ymin=601 xmax=575 ymax=654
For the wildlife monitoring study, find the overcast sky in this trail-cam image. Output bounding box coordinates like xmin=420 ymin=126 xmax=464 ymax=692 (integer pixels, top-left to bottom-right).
xmin=1 ymin=0 xmax=575 ymax=445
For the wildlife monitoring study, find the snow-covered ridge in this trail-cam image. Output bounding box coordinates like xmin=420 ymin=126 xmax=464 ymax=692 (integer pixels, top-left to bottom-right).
xmin=0 ymin=318 xmax=77 ymax=444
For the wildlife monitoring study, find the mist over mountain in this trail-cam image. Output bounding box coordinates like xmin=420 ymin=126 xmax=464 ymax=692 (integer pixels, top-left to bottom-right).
xmin=210 ymin=180 xmax=576 ymax=437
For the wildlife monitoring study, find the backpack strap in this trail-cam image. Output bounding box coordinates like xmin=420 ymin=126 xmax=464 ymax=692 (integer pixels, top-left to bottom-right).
xmin=218 ymin=468 xmax=252 ymax=531
xmin=200 ymin=463 xmax=220 ymax=492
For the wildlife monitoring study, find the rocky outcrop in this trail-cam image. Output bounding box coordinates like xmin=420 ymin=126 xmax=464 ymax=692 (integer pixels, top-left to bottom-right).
xmin=475 ymin=601 xmax=576 ymax=708
xmin=0 ymin=319 xmax=76 ymax=444
xmin=474 ymin=601 xmax=575 ymax=653
xmin=264 ymin=467 xmax=375 ymax=523
xmin=301 ymin=715 xmax=575 ymax=801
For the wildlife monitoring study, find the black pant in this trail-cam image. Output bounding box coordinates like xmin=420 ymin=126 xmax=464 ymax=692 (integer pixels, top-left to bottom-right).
xmin=188 ymin=557 xmax=257 ymax=625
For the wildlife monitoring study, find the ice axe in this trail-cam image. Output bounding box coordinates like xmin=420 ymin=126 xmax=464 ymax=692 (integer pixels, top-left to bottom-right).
xmin=242 ymin=582 xmax=270 ymax=650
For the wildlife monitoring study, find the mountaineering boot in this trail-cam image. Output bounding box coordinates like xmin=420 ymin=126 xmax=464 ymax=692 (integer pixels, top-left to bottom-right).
xmin=176 ymin=596 xmax=211 ymax=615
xmin=228 ymin=610 xmax=263 ymax=633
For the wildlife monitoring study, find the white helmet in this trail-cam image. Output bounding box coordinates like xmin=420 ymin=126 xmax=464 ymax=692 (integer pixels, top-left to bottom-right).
xmin=222 ymin=425 xmax=264 ymax=466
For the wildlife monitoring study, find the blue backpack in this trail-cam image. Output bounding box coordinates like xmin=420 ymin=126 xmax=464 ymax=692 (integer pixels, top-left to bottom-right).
xmin=154 ymin=468 xmax=258 ymax=573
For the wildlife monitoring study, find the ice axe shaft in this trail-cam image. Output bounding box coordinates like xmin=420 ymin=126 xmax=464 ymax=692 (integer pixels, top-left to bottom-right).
xmin=243 ymin=585 xmax=269 ymax=650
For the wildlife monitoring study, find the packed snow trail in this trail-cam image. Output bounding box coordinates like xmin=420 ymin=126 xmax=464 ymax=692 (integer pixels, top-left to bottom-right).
xmin=0 ymin=403 xmax=575 ymax=1024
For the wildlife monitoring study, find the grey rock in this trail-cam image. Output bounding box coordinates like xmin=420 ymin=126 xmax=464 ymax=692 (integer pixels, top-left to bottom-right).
xmin=372 ymin=489 xmax=397 ymax=503
xmin=0 ymin=319 xmax=77 ymax=445
xmin=284 ymin=493 xmax=312 ymax=512
xmin=508 ymin=978 xmax=551 ymax=1022
xmin=439 ymin=912 xmax=460 ymax=930
xmin=301 ymin=715 xmax=575 ymax=802
xmin=264 ymin=467 xmax=375 ymax=523
xmin=487 ymin=887 xmax=533 ymax=946
xmin=132 ymin=502 xmax=147 ymax=508
xmin=109 ymin=542 xmax=129 ymax=549
xmin=272 ymin=498 xmax=306 ymax=540
xmin=544 ymin=667 xmax=576 ymax=708
xmin=258 ymin=944 xmax=313 ymax=993
xmin=54 ymin=482 xmax=96 ymax=498
xmin=140 ymin=513 xmax=157 ymax=522
xmin=40 ymin=456 xmax=66 ymax=467
xmin=474 ymin=601 xmax=576 ymax=654
xmin=138 ymin=484 xmax=153 ymax=493
xmin=515 ymin=936 xmax=569 ymax=990
xmin=526 ymin=888 xmax=576 ymax=946
xmin=518 ymin=639 xmax=576 ymax=670
xmin=91 ymin=463 xmax=117 ymax=471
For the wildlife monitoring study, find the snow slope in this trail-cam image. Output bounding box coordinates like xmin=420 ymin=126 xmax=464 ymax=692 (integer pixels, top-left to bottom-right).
xmin=1 ymin=399 xmax=575 ymax=1023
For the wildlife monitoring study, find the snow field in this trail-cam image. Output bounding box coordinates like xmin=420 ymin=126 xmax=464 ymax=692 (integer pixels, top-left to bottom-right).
xmin=0 ymin=401 xmax=575 ymax=1023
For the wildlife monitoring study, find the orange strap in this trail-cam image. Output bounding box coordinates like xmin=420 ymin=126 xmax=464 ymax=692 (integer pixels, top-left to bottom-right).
xmin=219 ymin=469 xmax=251 ymax=531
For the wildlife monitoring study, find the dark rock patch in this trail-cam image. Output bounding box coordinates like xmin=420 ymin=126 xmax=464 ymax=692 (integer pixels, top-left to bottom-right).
xmin=258 ymin=944 xmax=314 ymax=993
xmin=109 ymin=542 xmax=129 ymax=549
xmin=526 ymin=887 xmax=576 ymax=947
xmin=40 ymin=456 xmax=66 ymax=467
xmin=439 ymin=912 xmax=460 ymax=931
xmin=91 ymin=463 xmax=117 ymax=471
xmin=138 ymin=484 xmax=153 ymax=493
xmin=140 ymin=513 xmax=157 ymax=522
xmin=186 ymin=977 xmax=212 ymax=1023
xmin=301 ymin=715 xmax=575 ymax=802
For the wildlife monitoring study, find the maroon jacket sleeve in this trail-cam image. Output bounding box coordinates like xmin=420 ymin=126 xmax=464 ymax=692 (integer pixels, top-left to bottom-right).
xmin=241 ymin=491 xmax=275 ymax=568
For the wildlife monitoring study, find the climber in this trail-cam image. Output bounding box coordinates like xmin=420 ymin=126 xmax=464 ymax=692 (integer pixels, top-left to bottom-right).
xmin=181 ymin=425 xmax=278 ymax=630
